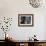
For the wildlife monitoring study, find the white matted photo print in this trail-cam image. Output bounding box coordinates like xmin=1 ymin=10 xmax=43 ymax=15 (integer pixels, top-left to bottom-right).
xmin=18 ymin=14 xmax=34 ymax=27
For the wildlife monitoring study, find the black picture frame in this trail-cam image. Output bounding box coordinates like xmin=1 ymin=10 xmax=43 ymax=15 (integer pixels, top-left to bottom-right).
xmin=18 ymin=14 xmax=34 ymax=27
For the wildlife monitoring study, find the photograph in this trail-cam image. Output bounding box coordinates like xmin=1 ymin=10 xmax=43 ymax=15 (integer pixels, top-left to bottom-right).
xmin=18 ymin=14 xmax=34 ymax=26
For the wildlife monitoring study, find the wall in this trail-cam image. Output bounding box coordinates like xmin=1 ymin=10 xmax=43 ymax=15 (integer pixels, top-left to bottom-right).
xmin=0 ymin=0 xmax=46 ymax=40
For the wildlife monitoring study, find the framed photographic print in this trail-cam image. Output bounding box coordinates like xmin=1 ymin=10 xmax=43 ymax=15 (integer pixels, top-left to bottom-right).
xmin=18 ymin=14 xmax=34 ymax=27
